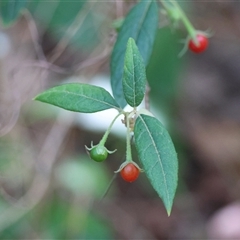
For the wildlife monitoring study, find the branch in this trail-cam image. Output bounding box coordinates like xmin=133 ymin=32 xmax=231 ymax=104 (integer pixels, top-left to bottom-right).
xmin=0 ymin=111 xmax=76 ymax=232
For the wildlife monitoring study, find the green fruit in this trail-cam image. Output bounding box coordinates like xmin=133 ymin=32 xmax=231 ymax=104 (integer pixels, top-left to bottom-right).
xmin=90 ymin=146 xmax=108 ymax=162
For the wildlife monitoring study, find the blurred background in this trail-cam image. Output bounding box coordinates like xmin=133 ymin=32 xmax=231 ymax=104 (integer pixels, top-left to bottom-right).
xmin=1 ymin=1 xmax=240 ymax=239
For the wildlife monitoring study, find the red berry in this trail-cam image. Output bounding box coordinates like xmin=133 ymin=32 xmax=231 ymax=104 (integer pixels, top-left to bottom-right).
xmin=188 ymin=34 xmax=208 ymax=53
xmin=120 ymin=163 xmax=140 ymax=182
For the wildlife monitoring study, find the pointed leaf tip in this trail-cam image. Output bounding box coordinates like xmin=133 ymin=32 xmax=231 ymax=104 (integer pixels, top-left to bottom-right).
xmin=123 ymin=38 xmax=146 ymax=107
xmin=34 ymin=83 xmax=120 ymax=113
xmin=134 ymin=114 xmax=178 ymax=214
xmin=110 ymin=0 xmax=159 ymax=108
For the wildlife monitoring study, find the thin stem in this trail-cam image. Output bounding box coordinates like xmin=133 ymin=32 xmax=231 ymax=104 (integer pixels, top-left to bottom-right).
xmin=160 ymin=0 xmax=197 ymax=40
xmin=145 ymin=82 xmax=151 ymax=111
xmin=99 ymin=112 xmax=123 ymax=145
xmin=125 ymin=113 xmax=133 ymax=163
xmin=171 ymin=0 xmax=195 ymax=39
xmin=100 ymin=173 xmax=117 ymax=201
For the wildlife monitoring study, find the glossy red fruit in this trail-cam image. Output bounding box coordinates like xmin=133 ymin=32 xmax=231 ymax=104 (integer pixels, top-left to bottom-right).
xmin=188 ymin=34 xmax=208 ymax=53
xmin=120 ymin=163 xmax=140 ymax=182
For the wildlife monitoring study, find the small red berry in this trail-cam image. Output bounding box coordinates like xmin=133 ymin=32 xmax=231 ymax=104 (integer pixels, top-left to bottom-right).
xmin=188 ymin=34 xmax=208 ymax=53
xmin=120 ymin=163 xmax=140 ymax=182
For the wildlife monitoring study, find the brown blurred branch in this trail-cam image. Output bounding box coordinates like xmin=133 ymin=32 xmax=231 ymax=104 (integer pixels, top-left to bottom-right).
xmin=48 ymin=2 xmax=95 ymax=64
xmin=25 ymin=10 xmax=47 ymax=62
xmin=24 ymin=4 xmax=114 ymax=74
xmin=74 ymin=41 xmax=112 ymax=73
xmin=0 ymin=111 xmax=75 ymax=232
xmin=145 ymin=82 xmax=151 ymax=111
xmin=115 ymin=0 xmax=124 ymax=18
xmin=22 ymin=60 xmax=71 ymax=74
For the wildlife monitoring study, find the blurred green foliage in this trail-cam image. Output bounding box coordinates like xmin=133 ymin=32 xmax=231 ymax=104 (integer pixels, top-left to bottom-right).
xmin=147 ymin=27 xmax=183 ymax=115
xmin=28 ymin=0 xmax=109 ymax=51
xmin=0 ymin=0 xmax=27 ymax=26
xmin=0 ymin=0 xmax=184 ymax=238
xmin=0 ymin=155 xmax=115 ymax=239
xmin=56 ymin=158 xmax=113 ymax=198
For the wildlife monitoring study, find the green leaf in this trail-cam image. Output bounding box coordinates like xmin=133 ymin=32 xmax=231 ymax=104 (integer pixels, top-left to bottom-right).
xmin=0 ymin=0 xmax=27 ymax=26
xmin=34 ymin=83 xmax=120 ymax=113
xmin=134 ymin=114 xmax=178 ymax=215
xmin=146 ymin=28 xmax=183 ymax=113
xmin=123 ymin=38 xmax=146 ymax=107
xmin=111 ymin=0 xmax=158 ymax=108
xmin=28 ymin=0 xmax=104 ymax=52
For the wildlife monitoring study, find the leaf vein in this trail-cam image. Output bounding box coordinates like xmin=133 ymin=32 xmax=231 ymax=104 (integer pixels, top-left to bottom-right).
xmin=138 ymin=115 xmax=170 ymax=205
xmin=52 ymin=89 xmax=118 ymax=110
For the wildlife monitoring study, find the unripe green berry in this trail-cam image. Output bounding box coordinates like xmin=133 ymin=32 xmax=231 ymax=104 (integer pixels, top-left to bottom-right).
xmin=90 ymin=145 xmax=108 ymax=162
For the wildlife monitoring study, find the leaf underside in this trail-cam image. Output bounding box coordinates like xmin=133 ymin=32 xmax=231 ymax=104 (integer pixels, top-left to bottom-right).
xmin=134 ymin=114 xmax=178 ymax=215
xmin=110 ymin=0 xmax=159 ymax=108
xmin=123 ymin=38 xmax=146 ymax=107
xmin=34 ymin=83 xmax=120 ymax=113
